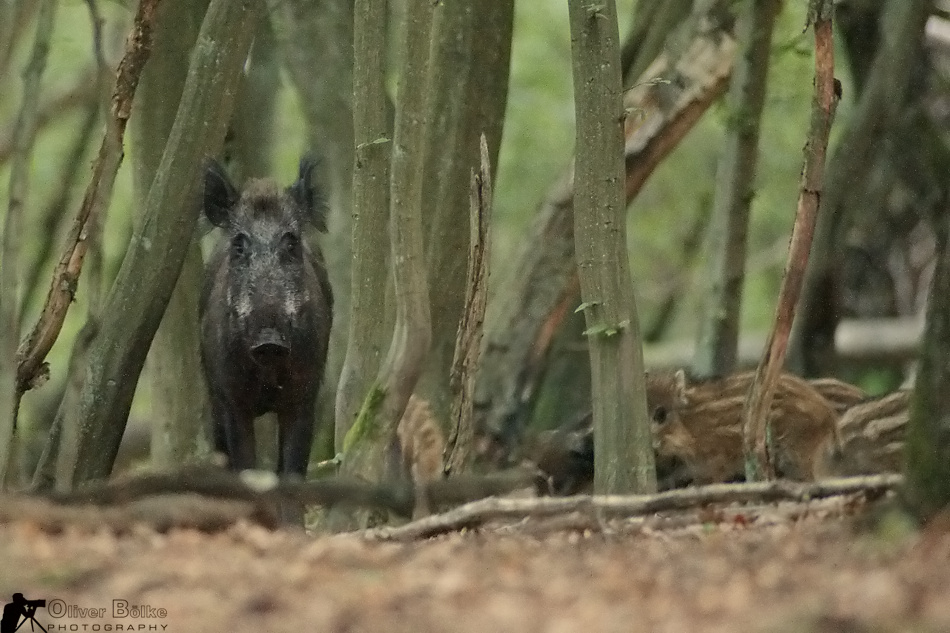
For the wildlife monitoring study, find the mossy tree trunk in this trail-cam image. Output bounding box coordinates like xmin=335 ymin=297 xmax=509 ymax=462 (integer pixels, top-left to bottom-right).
xmin=692 ymin=0 xmax=781 ymax=378
xmin=567 ymin=0 xmax=656 ymax=494
xmin=333 ymin=0 xmax=433 ymax=529
xmin=334 ymin=0 xmax=391 ymax=447
xmin=132 ymin=0 xmax=212 ymax=470
xmin=51 ymin=0 xmax=263 ymax=488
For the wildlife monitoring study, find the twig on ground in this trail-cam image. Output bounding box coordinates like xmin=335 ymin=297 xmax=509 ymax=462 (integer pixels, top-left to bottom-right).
xmin=365 ymin=475 xmax=901 ymax=541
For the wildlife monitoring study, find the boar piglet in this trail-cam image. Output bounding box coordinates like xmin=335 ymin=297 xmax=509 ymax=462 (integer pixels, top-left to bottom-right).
xmin=199 ymin=157 xmax=333 ymax=478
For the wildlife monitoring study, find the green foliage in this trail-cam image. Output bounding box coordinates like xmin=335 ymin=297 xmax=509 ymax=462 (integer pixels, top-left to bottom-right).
xmin=583 ymin=319 xmax=630 ymax=338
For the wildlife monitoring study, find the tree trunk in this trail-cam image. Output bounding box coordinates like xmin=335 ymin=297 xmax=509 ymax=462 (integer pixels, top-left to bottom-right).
xmin=335 ymin=0 xmax=391 ymax=447
xmin=692 ymin=0 xmax=781 ymax=378
xmin=904 ymin=216 xmax=950 ymax=521
xmin=268 ymin=0 xmax=356 ymax=461
xmin=332 ymin=0 xmax=433 ymax=529
xmin=567 ymin=0 xmax=656 ymax=495
xmin=132 ymin=0 xmax=212 ymax=471
xmin=51 ymin=0 xmax=262 ymax=488
xmin=227 ymin=17 xmax=279 ymax=181
xmin=416 ymin=0 xmax=514 ymax=426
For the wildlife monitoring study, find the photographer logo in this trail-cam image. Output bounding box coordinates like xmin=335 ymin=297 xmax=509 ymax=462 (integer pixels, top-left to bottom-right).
xmin=1 ymin=593 xmax=47 ymax=633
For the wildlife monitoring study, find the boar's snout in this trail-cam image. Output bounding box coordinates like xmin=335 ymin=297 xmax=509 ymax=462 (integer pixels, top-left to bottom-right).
xmin=250 ymin=327 xmax=290 ymax=365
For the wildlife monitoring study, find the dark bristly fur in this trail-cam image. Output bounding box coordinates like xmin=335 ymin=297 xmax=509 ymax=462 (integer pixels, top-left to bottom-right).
xmin=199 ymin=157 xmax=333 ymax=479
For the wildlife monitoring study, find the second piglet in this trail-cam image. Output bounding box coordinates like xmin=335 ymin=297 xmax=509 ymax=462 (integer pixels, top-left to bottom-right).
xmin=199 ymin=157 xmax=333 ymax=479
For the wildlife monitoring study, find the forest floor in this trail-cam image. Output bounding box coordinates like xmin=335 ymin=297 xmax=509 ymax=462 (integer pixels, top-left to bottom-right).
xmin=1 ymin=494 xmax=949 ymax=633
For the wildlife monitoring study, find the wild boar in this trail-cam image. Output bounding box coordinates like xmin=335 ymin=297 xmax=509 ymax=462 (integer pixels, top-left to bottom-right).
xmin=199 ymin=157 xmax=333 ymax=478
xmin=646 ymin=370 xmax=841 ymax=484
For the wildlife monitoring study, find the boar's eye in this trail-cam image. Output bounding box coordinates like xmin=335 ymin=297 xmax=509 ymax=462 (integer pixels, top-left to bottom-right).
xmin=281 ymin=232 xmax=300 ymax=255
xmin=230 ymin=233 xmax=250 ymax=260
xmin=652 ymin=406 xmax=668 ymax=425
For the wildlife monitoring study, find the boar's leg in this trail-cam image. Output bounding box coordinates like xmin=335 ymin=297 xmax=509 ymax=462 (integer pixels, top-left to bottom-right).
xmin=276 ymin=400 xmax=316 ymax=477
xmin=210 ymin=394 xmax=257 ymax=471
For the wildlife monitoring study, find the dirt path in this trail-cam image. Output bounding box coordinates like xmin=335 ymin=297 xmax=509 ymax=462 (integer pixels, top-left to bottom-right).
xmin=1 ymin=500 xmax=948 ymax=633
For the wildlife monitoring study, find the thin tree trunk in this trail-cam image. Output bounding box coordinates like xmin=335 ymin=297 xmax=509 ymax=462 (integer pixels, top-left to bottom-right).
xmin=26 ymin=0 xmax=165 ymax=490
xmin=692 ymin=0 xmax=781 ymax=378
xmin=0 ymin=0 xmax=58 ymax=483
xmin=567 ymin=0 xmax=656 ymax=495
xmin=49 ymin=0 xmax=262 ymax=489
xmin=335 ymin=0 xmax=391 ymax=447
xmin=132 ymin=0 xmax=212 ymax=470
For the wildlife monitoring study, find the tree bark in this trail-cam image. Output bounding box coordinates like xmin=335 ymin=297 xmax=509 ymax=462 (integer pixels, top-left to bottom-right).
xmin=568 ymin=0 xmax=656 ymax=495
xmin=333 ymin=0 xmax=433 ymax=528
xmin=334 ymin=0 xmax=391 ymax=448
xmin=445 ymin=136 xmax=493 ymax=475
xmin=132 ymin=0 xmax=212 ymax=471
xmin=227 ymin=17 xmax=279 ymax=181
xmin=742 ymin=1 xmax=838 ymax=481
xmin=416 ymin=0 xmax=514 ymax=426
xmin=268 ymin=0 xmax=356 ymax=461
xmin=692 ymin=0 xmax=780 ymax=378
xmin=50 ymin=0 xmax=262 ymax=489
xmin=904 ymin=224 xmax=950 ymax=520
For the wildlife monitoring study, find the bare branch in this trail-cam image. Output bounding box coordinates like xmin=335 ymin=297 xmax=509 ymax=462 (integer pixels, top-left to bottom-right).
xmin=742 ymin=7 xmax=839 ymax=480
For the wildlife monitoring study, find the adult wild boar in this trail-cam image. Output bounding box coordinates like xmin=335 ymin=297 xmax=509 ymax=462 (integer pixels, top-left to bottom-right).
xmin=199 ymin=157 xmax=333 ymax=478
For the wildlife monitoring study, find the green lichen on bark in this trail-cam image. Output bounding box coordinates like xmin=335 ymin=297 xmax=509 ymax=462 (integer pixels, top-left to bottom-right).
xmin=342 ymin=385 xmax=387 ymax=453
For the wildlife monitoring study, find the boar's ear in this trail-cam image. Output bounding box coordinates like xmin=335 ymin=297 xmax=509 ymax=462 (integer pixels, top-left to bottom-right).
xmin=203 ymin=158 xmax=238 ymax=228
xmin=289 ymin=155 xmax=328 ymax=233
xmin=673 ymin=369 xmax=689 ymax=406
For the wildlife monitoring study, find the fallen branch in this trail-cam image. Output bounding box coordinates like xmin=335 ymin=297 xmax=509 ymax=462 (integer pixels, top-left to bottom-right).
xmin=364 ymin=475 xmax=901 ymax=541
xmin=13 ymin=464 xmax=542 ymax=530
xmin=0 ymin=492 xmax=279 ymax=533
